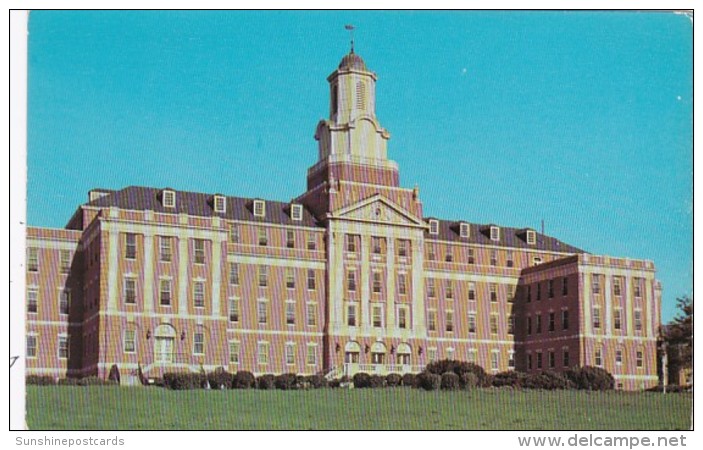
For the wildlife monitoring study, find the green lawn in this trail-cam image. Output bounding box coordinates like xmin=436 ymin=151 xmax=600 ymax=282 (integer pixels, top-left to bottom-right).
xmin=26 ymin=386 xmax=691 ymax=430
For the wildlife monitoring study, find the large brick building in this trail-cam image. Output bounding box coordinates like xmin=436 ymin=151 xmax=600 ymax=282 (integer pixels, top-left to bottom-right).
xmin=25 ymin=49 xmax=661 ymax=390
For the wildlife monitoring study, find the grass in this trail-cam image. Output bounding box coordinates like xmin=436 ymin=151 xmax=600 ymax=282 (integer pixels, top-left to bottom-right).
xmin=26 ymin=386 xmax=692 ymax=430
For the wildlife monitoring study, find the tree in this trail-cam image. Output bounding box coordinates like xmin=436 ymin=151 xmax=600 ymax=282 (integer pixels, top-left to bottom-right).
xmin=662 ymin=295 xmax=692 ymax=385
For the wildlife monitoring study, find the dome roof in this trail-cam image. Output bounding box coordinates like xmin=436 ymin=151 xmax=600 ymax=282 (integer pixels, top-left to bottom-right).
xmin=338 ymin=51 xmax=367 ymax=71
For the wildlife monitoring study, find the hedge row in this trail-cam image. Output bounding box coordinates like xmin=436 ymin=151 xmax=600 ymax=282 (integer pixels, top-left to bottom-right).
xmin=26 ymin=375 xmax=117 ymax=386
xmin=161 ymin=370 xmax=330 ymax=390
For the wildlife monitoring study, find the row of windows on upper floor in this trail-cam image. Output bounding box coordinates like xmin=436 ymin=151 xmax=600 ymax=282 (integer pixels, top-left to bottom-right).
xmin=426 ymin=220 xmax=537 ymax=245
xmin=424 ymin=348 xmax=515 ymax=372
xmin=590 ymin=306 xmax=645 ymax=333
xmin=525 ymin=347 xmax=645 ymax=372
xmin=525 ymin=275 xmax=647 ymax=303
xmin=26 ymin=248 xmax=72 ymax=274
xmin=525 ymin=311 xmax=571 ymax=335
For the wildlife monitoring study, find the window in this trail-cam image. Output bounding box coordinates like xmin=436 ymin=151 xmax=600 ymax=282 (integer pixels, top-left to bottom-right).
xmin=468 ymin=350 xmax=477 ymax=364
xmin=397 ymin=273 xmax=407 ymax=295
xmin=526 ymin=230 xmax=536 ymax=245
xmin=508 ymin=352 xmax=515 ymax=370
xmin=562 ymin=277 xmax=569 ymax=296
xmin=491 ymin=352 xmax=499 ymax=371
xmin=562 ymin=310 xmax=569 ymax=330
xmin=346 ymin=234 xmax=356 ymax=253
xmin=490 ymin=226 xmax=500 ymax=241
xmin=563 ymin=349 xmax=570 ymax=367
xmin=229 ymin=341 xmax=240 ymax=364
xmin=193 ymin=239 xmax=206 ymax=264
xmin=614 ymin=309 xmax=622 ymax=331
xmin=26 ymin=335 xmax=37 ymax=358
xmin=615 ymin=348 xmax=623 ymax=365
xmin=613 ymin=277 xmax=622 ymax=297
xmin=285 ymin=343 xmax=295 ymax=365
xmin=258 ymin=228 xmax=268 ymax=246
xmin=258 ymin=342 xmax=269 ymax=365
xmin=536 ymin=352 xmax=543 ymax=369
xmin=468 ymin=314 xmax=477 ymax=333
xmin=467 ymin=248 xmax=475 ymax=264
xmin=398 ymin=306 xmax=408 ymax=329
xmin=536 ymin=314 xmax=542 ymax=334
xmin=427 ymin=246 xmax=436 ymax=261
xmin=125 ymin=233 xmax=137 ymax=259
xmin=397 ymin=239 xmax=408 ymax=257
xmin=58 ymin=335 xmax=69 ymax=359
xmin=428 ymin=348 xmax=438 ymax=363
xmin=286 ymin=268 xmax=295 ymax=289
xmin=536 ymin=282 xmax=542 ymax=301
xmin=229 ymin=225 xmax=240 ymax=244
xmin=527 ymin=354 xmax=533 ymax=370
xmin=27 ymin=247 xmax=39 ymax=272
xmin=306 ymin=303 xmax=317 ymax=327
xmin=372 ymin=305 xmax=383 ymax=328
xmin=527 ymin=317 xmax=532 ymax=335
xmin=193 ymin=281 xmax=205 ymax=308
xmin=445 ymin=280 xmax=453 ymax=299
xmin=369 ymin=271 xmax=382 ymax=294
xmin=549 ymin=351 xmax=555 ymax=369
xmin=468 ymin=282 xmax=476 ymax=301
xmin=447 ymin=348 xmax=455 ymax=361
xmin=286 ymin=230 xmax=295 ymax=249
xmin=356 ymin=81 xmax=366 ymax=109
xmin=633 ymin=278 xmax=642 ymax=298
xmin=229 ymin=298 xmax=239 ymax=323
xmin=253 ymin=200 xmax=266 ymax=217
xmin=124 ymin=277 xmax=137 ymax=304
xmin=291 ymin=204 xmax=303 ymax=221
xmin=307 ymin=234 xmax=316 ymax=250
xmin=347 ymin=303 xmax=357 ymax=327
xmin=508 ymin=285 xmax=515 ymax=302
xmin=159 ymin=236 xmax=172 ymax=262
xmin=508 ymin=315 xmax=515 ymax=335
xmin=445 ymin=251 xmax=454 ymax=263
xmin=124 ymin=329 xmax=136 ymax=353
xmin=490 ymin=283 xmax=497 ymax=302
xmin=446 ymin=311 xmax=454 ymax=332
xmin=259 ymin=266 xmax=268 ymax=287
xmin=307 ymin=269 xmax=316 ymax=290
xmin=460 ymin=222 xmax=469 ymax=238
xmin=635 ymin=310 xmax=642 ymax=332
xmin=59 ymin=290 xmax=70 ymax=315
xmin=258 ymin=301 xmax=268 ymax=324
xmin=593 ymin=306 xmax=601 ymax=329
xmin=429 ymin=219 xmax=439 ymax=235
xmin=490 ymin=315 xmax=498 ymax=334
xmin=428 ymin=310 xmax=437 ymax=331
xmin=158 ymin=279 xmax=171 ymax=306
xmin=592 ymin=275 xmax=601 ymax=294
xmin=636 ymin=350 xmax=643 ymax=368
xmin=426 ymin=278 xmax=436 ymax=298
xmin=307 ymin=345 xmax=318 ymax=366
xmin=527 ymin=285 xmax=532 ymax=303
xmin=27 ymin=288 xmax=38 ymax=314
xmin=490 ymin=250 xmax=497 ymax=266
xmin=161 ymin=189 xmax=176 ymax=207
xmin=347 ymin=270 xmax=357 ymax=292
xmin=371 ymin=236 xmax=382 ymax=255
xmin=286 ymin=302 xmax=295 ymax=325
xmin=595 ymin=348 xmax=603 ymax=367
xmin=59 ymin=250 xmax=71 ymax=274
xmin=548 ymin=280 xmax=554 ymax=298
xmin=532 ymin=256 xmax=543 ymax=266
xmin=548 ymin=312 xmax=555 ymax=332
xmin=214 ymin=195 xmax=226 ymax=213
xmin=229 ymin=263 xmax=239 ymax=285
xmin=506 ymin=250 xmax=514 ymax=268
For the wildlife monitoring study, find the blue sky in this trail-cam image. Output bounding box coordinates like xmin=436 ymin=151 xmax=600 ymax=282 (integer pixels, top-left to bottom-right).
xmin=27 ymin=11 xmax=692 ymax=321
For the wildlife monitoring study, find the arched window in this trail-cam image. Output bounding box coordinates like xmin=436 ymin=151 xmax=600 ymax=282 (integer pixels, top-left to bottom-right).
xmin=356 ymin=81 xmax=366 ymax=110
xmin=331 ymin=83 xmax=338 ymax=115
xmin=345 ymin=341 xmax=361 ymax=364
xmin=371 ymin=341 xmax=387 ymax=364
xmin=397 ymin=343 xmax=411 ymax=365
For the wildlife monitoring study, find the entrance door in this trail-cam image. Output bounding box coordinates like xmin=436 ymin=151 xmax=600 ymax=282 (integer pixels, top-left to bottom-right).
xmin=345 ymin=351 xmax=359 ymax=363
xmin=155 ymin=337 xmax=174 ymax=363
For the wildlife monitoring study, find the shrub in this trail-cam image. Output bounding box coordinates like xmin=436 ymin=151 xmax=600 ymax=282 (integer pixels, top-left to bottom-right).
xmin=257 ymin=374 xmax=275 ymax=390
xmin=26 ymin=375 xmax=55 ymax=386
xmin=460 ymin=372 xmax=479 ymax=389
xmin=78 ymin=376 xmax=117 ymax=386
xmin=402 ymin=373 xmax=418 ymax=388
xmin=352 ymin=372 xmax=371 ymax=388
xmin=368 ymin=374 xmax=385 ymax=388
xmin=564 ymin=366 xmax=614 ymax=391
xmin=441 ymin=372 xmax=461 ymax=390
xmin=492 ymin=371 xmax=529 ymax=388
xmin=208 ymin=368 xmax=233 ymax=389
xmin=417 ymin=372 xmax=441 ymax=391
xmin=328 ymin=379 xmax=341 ymax=388
xmin=523 ymin=371 xmax=572 ymax=390
xmin=274 ymin=373 xmax=299 ymax=390
xmin=307 ymin=374 xmax=327 ymax=389
xmin=57 ymin=377 xmax=80 ymax=386
xmin=426 ymin=359 xmax=488 ymax=385
xmin=386 ymin=373 xmax=402 ymax=387
xmin=163 ymin=372 xmax=206 ymax=390
xmin=232 ymin=371 xmax=256 ymax=389
xmin=108 ymin=365 xmax=121 ymax=384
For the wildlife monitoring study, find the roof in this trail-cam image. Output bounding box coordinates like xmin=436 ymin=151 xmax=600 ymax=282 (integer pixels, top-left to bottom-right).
xmin=84 ymin=186 xmax=322 ymax=228
xmin=424 ymin=218 xmax=585 ymax=254
xmin=338 ymin=51 xmax=367 ymax=71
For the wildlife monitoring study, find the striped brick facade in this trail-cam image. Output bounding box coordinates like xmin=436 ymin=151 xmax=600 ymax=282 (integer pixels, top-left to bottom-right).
xmin=25 ymin=50 xmax=660 ymax=389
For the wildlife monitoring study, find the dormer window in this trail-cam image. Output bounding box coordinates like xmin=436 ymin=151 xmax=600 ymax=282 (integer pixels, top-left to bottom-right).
xmin=459 ymin=222 xmax=470 ymax=238
xmin=253 ymin=200 xmax=266 ymax=218
xmin=291 ymin=204 xmax=303 ymax=221
xmin=162 ymin=190 xmax=176 ymax=208
xmin=490 ymin=226 xmax=500 ymax=241
xmin=526 ymin=230 xmax=536 ymax=245
xmin=429 ymin=220 xmax=439 ymax=235
xmin=213 ymin=195 xmax=226 ymax=213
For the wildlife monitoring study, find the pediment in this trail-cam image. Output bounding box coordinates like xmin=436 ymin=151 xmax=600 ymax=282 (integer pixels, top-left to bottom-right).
xmin=332 ymin=194 xmax=425 ymax=228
